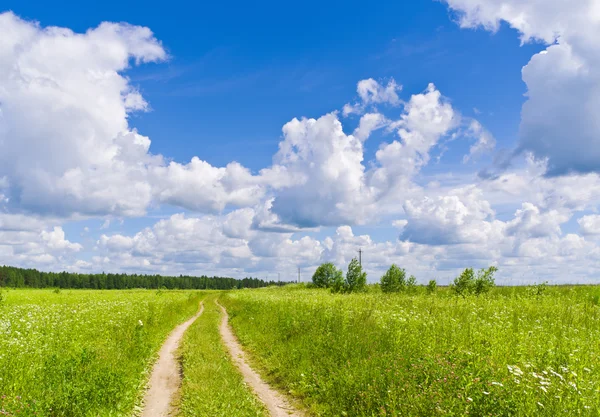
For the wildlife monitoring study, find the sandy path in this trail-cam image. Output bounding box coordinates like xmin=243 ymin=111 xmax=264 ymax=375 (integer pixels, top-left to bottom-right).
xmin=141 ymin=302 xmax=204 ymax=417
xmin=217 ymin=300 xmax=305 ymax=417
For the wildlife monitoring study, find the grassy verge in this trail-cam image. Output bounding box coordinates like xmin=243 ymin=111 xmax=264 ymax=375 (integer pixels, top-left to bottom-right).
xmin=0 ymin=289 xmax=203 ymax=417
xmin=176 ymin=293 xmax=267 ymax=417
xmin=222 ymin=285 xmax=600 ymax=416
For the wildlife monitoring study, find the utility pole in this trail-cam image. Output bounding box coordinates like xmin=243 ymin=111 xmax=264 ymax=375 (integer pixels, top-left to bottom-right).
xmin=298 ymin=267 xmax=301 ymax=283
xmin=278 ymin=272 xmax=280 ymax=283
xmin=358 ymin=248 xmax=363 ymax=266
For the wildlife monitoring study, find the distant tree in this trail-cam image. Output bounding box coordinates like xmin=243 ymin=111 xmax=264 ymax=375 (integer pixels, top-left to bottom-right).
xmin=312 ymin=263 xmax=343 ymax=289
xmin=426 ymin=279 xmax=437 ymax=294
xmin=473 ymin=266 xmax=497 ymax=295
xmin=452 ymin=268 xmax=475 ymax=297
xmin=452 ymin=266 xmax=497 ymax=296
xmin=345 ymin=258 xmax=367 ymax=293
xmin=406 ymin=275 xmax=418 ymax=293
xmin=380 ymin=264 xmax=406 ymax=293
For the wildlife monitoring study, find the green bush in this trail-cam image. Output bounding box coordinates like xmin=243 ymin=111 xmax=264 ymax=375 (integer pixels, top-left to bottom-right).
xmin=406 ymin=275 xmax=418 ymax=293
xmin=344 ymin=258 xmax=367 ymax=293
xmin=380 ymin=264 xmax=406 ymax=293
xmin=312 ymin=263 xmax=344 ymax=289
xmin=452 ymin=266 xmax=497 ymax=296
xmin=426 ymin=279 xmax=437 ymax=294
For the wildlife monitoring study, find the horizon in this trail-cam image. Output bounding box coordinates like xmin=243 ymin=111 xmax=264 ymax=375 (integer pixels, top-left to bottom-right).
xmin=1 ymin=1 xmax=600 ymax=285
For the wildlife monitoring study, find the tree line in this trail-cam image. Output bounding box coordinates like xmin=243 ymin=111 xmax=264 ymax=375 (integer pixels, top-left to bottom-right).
xmin=312 ymin=259 xmax=498 ymax=296
xmin=0 ymin=265 xmax=282 ymax=290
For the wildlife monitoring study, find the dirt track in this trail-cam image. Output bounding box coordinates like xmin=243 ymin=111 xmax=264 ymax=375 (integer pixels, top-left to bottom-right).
xmin=217 ymin=300 xmax=305 ymax=417
xmin=141 ymin=302 xmax=204 ymax=417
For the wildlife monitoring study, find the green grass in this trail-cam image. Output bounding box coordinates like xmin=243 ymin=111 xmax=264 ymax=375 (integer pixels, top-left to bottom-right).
xmin=0 ymin=289 xmax=203 ymax=417
xmin=177 ymin=293 xmax=267 ymax=417
xmin=222 ymin=285 xmax=600 ymax=416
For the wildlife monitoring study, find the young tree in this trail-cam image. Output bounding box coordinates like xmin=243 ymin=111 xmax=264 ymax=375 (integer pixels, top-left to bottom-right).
xmin=452 ymin=267 xmax=475 ymax=297
xmin=406 ymin=275 xmax=418 ymax=293
xmin=473 ymin=266 xmax=497 ymax=295
xmin=312 ymin=263 xmax=343 ymax=289
xmin=345 ymin=258 xmax=367 ymax=293
xmin=426 ymin=279 xmax=437 ymax=294
xmin=380 ymin=264 xmax=406 ymax=293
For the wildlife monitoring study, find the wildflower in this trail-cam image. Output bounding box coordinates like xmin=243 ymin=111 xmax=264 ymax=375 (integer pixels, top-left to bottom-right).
xmin=537 ymin=402 xmax=544 ymax=408
xmin=483 ymin=391 xmax=490 ymax=395
xmin=491 ymin=382 xmax=503 ymax=387
xmin=138 ymin=320 xmax=143 ymax=327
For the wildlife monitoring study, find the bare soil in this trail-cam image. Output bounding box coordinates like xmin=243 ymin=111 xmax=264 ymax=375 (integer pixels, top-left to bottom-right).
xmin=141 ymin=303 xmax=204 ymax=417
xmin=217 ymin=300 xmax=305 ymax=417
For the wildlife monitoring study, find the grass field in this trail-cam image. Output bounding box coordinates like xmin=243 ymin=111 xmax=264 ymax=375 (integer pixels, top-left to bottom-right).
xmin=177 ymin=293 xmax=267 ymax=417
xmin=0 ymin=289 xmax=202 ymax=416
xmin=222 ymin=285 xmax=600 ymax=416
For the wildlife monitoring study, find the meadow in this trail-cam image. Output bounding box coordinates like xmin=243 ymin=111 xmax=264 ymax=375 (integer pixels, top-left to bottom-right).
xmin=0 ymin=289 xmax=202 ymax=416
xmin=176 ymin=293 xmax=267 ymax=417
xmin=222 ymin=285 xmax=600 ymax=416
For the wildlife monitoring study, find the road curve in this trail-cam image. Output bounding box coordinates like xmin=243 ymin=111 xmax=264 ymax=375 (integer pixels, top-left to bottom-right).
xmin=141 ymin=302 xmax=204 ymax=417
xmin=217 ymin=300 xmax=305 ymax=417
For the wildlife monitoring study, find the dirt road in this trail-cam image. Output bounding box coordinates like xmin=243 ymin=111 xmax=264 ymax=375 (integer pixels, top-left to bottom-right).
xmin=141 ymin=302 xmax=204 ymax=417
xmin=217 ymin=300 xmax=305 ymax=417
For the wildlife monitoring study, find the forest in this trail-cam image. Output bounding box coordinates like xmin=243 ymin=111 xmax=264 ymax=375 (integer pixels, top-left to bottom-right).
xmin=0 ymin=265 xmax=280 ymax=290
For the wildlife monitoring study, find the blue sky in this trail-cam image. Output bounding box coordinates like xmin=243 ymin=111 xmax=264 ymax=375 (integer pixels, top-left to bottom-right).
xmin=1 ymin=0 xmax=600 ymax=284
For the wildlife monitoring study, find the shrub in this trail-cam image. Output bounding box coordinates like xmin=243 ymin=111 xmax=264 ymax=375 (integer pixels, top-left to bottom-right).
xmin=527 ymin=281 xmax=548 ymax=297
xmin=426 ymin=279 xmax=437 ymax=294
xmin=345 ymin=258 xmax=367 ymax=293
xmin=473 ymin=266 xmax=497 ymax=295
xmin=452 ymin=266 xmax=497 ymax=296
xmin=312 ymin=263 xmax=343 ymax=289
xmin=452 ymin=268 xmax=475 ymax=297
xmin=380 ymin=264 xmax=406 ymax=293
xmin=406 ymin=275 xmax=418 ymax=293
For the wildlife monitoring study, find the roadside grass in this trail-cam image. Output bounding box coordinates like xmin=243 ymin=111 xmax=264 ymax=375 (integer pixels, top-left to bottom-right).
xmin=0 ymin=289 xmax=203 ymax=417
xmin=177 ymin=293 xmax=267 ymax=417
xmin=222 ymin=285 xmax=600 ymax=416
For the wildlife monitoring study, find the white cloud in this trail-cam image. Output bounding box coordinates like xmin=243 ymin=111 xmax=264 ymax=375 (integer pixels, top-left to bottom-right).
xmin=343 ymin=78 xmax=401 ymax=115
xmin=401 ymin=186 xmax=504 ymax=245
xmin=0 ymin=12 xmax=165 ymax=217
xmin=578 ymin=215 xmax=600 ymax=235
xmin=41 ymin=227 xmax=83 ymax=252
xmin=268 ymin=113 xmax=372 ymax=227
xmin=444 ymin=0 xmax=600 ymax=175
xmin=463 ymin=120 xmax=496 ymax=162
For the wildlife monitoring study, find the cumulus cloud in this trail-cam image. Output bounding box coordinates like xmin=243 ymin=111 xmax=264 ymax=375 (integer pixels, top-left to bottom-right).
xmin=0 ymin=213 xmax=83 ymax=269
xmin=400 ymin=186 xmax=504 ymax=245
xmin=444 ymin=0 xmax=600 ymax=175
xmin=0 ymin=12 xmax=166 ymax=217
xmin=268 ymin=113 xmax=372 ymax=227
xmin=578 ymin=215 xmax=600 ymax=235
xmin=343 ymin=78 xmax=401 ymax=116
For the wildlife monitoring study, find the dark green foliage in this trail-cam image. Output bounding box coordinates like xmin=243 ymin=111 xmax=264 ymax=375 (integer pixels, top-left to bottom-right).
xmin=473 ymin=266 xmax=497 ymax=295
xmin=453 ymin=268 xmax=475 ymax=296
xmin=380 ymin=264 xmax=406 ymax=293
xmin=0 ymin=265 xmax=281 ymax=290
xmin=426 ymin=279 xmax=437 ymax=294
xmin=312 ymin=263 xmax=344 ymax=289
xmin=452 ymin=266 xmax=497 ymax=296
xmin=527 ymin=281 xmax=548 ymax=297
xmin=344 ymin=258 xmax=367 ymax=293
xmin=406 ymin=275 xmax=417 ymax=293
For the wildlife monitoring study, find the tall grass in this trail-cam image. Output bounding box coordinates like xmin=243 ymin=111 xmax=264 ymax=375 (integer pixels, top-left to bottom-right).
xmin=0 ymin=289 xmax=202 ymax=416
xmin=177 ymin=294 xmax=267 ymax=417
xmin=223 ymin=285 xmax=600 ymax=416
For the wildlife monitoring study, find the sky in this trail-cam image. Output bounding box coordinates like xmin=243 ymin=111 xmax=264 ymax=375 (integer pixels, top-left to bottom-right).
xmin=1 ymin=0 xmax=600 ymax=284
